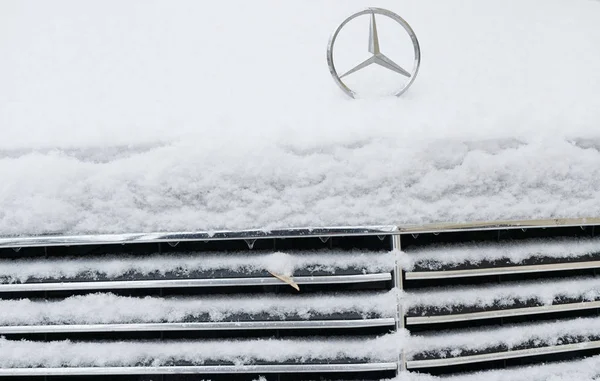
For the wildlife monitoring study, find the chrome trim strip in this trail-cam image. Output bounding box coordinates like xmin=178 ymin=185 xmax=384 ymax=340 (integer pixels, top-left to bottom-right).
xmin=0 ymin=273 xmax=392 ymax=292
xmin=0 ymin=226 xmax=398 ymax=248
xmin=398 ymin=217 xmax=600 ymax=235
xmin=405 ymin=261 xmax=600 ymax=280
xmin=3 ymin=217 xmax=599 ymax=249
xmin=0 ymin=318 xmax=396 ymax=334
xmin=406 ymin=340 xmax=600 ymax=369
xmin=0 ymin=363 xmax=399 ymax=375
xmin=406 ymin=301 xmax=600 ymax=325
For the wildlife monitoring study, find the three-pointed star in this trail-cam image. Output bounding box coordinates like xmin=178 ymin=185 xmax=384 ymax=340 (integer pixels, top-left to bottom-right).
xmin=340 ymin=12 xmax=411 ymax=79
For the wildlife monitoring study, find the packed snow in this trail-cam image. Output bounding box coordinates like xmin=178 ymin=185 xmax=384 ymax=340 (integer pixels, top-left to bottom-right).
xmin=1 ymin=0 xmax=600 ymax=235
xmin=401 ymin=237 xmax=600 ymax=271
xmin=408 ymin=316 xmax=600 ymax=358
xmin=0 ymin=250 xmax=395 ymax=283
xmin=440 ymin=353 xmax=600 ymax=381
xmin=0 ymin=291 xmax=396 ymax=325
xmin=0 ymin=334 xmax=404 ymax=367
xmin=392 ymin=353 xmax=600 ymax=381
xmin=404 ymin=276 xmax=600 ymax=313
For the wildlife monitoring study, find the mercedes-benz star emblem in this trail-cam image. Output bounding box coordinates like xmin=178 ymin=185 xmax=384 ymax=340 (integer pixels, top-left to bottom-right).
xmin=327 ymin=8 xmax=421 ymax=98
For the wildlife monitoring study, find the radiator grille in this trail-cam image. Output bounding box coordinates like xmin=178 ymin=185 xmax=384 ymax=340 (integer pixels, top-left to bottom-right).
xmin=1 ymin=219 xmax=599 ymax=380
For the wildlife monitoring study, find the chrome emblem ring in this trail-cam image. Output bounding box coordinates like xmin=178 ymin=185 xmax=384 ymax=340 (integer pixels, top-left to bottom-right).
xmin=327 ymin=8 xmax=421 ymax=98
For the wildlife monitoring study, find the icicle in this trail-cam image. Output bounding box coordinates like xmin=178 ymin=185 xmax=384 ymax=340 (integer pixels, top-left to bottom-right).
xmin=245 ymin=239 xmax=256 ymax=249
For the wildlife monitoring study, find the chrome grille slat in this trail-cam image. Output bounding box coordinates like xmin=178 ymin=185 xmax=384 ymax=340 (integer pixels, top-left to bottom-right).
xmin=0 ymin=363 xmax=399 ymax=376
xmin=406 ymin=260 xmax=600 ymax=280
xmin=0 ymin=318 xmax=396 ymax=334
xmin=0 ymin=273 xmax=392 ymax=293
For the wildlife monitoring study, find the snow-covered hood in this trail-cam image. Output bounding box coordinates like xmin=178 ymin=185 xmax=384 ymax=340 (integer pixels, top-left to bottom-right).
xmin=1 ymin=0 xmax=599 ymax=235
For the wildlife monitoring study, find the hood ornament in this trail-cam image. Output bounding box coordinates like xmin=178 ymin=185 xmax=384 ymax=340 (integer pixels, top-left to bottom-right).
xmin=326 ymin=8 xmax=421 ymax=98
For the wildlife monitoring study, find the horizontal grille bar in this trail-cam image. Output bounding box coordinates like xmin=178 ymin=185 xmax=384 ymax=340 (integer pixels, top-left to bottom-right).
xmin=0 ymin=363 xmax=399 ymax=376
xmin=407 ymin=340 xmax=600 ymax=369
xmin=2 ymin=218 xmax=597 ymax=249
xmin=398 ymin=217 xmax=600 ymax=235
xmin=0 ymin=273 xmax=392 ymax=292
xmin=0 ymin=226 xmax=398 ymax=248
xmin=0 ymin=318 xmax=396 ymax=334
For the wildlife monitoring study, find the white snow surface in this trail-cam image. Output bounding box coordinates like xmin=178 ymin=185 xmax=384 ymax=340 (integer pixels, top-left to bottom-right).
xmin=404 ymin=276 xmax=600 ymax=312
xmin=440 ymin=354 xmax=600 ymax=381
xmin=401 ymin=237 xmax=600 ymax=271
xmin=0 ymin=250 xmax=394 ymax=283
xmin=408 ymin=316 xmax=600 ymax=357
xmin=0 ymin=291 xmax=396 ymax=325
xmin=0 ymin=334 xmax=404 ymax=367
xmin=1 ymin=0 xmax=600 ymax=235
xmin=391 ymin=354 xmax=600 ymax=381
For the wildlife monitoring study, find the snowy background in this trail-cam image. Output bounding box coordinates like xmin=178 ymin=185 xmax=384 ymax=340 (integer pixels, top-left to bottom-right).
xmin=1 ymin=0 xmax=600 ymax=236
